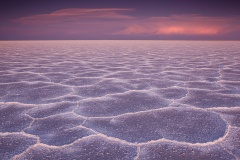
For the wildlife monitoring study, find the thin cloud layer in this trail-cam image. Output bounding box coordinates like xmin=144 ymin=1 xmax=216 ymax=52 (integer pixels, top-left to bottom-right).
xmin=13 ymin=8 xmax=134 ymax=25
xmin=9 ymin=8 xmax=135 ymax=39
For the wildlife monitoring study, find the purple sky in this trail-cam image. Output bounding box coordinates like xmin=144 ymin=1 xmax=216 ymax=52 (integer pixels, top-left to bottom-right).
xmin=1 ymin=0 xmax=240 ymax=40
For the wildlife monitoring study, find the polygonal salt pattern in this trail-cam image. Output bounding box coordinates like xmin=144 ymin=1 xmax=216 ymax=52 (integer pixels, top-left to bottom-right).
xmin=0 ymin=41 xmax=240 ymax=159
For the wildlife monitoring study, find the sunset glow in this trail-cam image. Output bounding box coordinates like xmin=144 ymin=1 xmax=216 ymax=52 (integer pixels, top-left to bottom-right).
xmin=157 ymin=26 xmax=219 ymax=35
xmin=1 ymin=0 xmax=240 ymax=39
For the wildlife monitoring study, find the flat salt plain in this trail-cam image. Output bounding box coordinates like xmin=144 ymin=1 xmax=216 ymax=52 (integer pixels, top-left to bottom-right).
xmin=0 ymin=40 xmax=240 ymax=160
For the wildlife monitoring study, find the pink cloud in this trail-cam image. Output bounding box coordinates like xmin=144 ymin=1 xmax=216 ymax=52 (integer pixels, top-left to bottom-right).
xmin=117 ymin=14 xmax=240 ymax=35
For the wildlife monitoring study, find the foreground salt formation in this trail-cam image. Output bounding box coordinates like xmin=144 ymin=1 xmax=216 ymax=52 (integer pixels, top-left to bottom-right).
xmin=0 ymin=41 xmax=240 ymax=160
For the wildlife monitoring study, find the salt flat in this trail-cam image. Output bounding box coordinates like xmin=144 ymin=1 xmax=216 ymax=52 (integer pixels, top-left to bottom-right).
xmin=0 ymin=40 xmax=240 ymax=160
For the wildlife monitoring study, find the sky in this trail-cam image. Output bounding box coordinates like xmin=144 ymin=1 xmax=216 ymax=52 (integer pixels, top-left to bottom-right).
xmin=1 ymin=0 xmax=240 ymax=40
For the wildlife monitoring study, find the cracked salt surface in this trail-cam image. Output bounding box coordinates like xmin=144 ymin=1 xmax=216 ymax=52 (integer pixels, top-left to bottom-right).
xmin=0 ymin=40 xmax=240 ymax=160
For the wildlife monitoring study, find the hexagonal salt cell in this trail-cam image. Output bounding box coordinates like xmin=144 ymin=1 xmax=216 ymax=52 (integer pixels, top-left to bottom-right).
xmin=84 ymin=107 xmax=226 ymax=143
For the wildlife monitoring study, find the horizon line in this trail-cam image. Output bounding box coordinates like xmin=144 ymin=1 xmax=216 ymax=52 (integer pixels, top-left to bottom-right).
xmin=1 ymin=39 xmax=240 ymax=41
